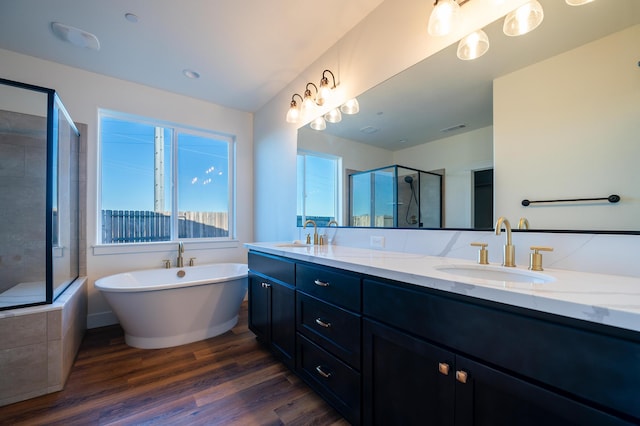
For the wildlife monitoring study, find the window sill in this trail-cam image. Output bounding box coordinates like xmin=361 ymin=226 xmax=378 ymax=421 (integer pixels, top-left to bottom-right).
xmin=92 ymin=239 xmax=241 ymax=256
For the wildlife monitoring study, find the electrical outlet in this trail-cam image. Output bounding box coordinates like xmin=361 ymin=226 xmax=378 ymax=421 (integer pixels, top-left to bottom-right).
xmin=370 ymin=236 xmax=385 ymax=248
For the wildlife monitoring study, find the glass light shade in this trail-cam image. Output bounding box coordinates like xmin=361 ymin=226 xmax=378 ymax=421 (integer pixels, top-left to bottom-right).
xmin=503 ymin=0 xmax=544 ymax=37
xmin=566 ymin=0 xmax=594 ymax=5
xmin=457 ymin=30 xmax=490 ymax=60
xmin=310 ymin=116 xmax=326 ymax=131
xmin=324 ymin=108 xmax=342 ymax=123
xmin=285 ymin=102 xmax=300 ymax=124
xmin=302 ymin=90 xmax=317 ymax=114
xmin=340 ymin=98 xmax=360 ymax=115
xmin=428 ymin=0 xmax=461 ymax=37
xmin=317 ymin=80 xmax=332 ymax=106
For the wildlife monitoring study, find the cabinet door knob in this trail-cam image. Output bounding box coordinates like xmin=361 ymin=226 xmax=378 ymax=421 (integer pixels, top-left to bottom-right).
xmin=314 ymin=279 xmax=330 ymax=287
xmin=261 ymin=282 xmax=271 ymax=288
xmin=315 ymin=318 xmax=332 ymax=328
xmin=315 ymin=365 xmax=332 ymax=379
xmin=456 ymin=370 xmax=468 ymax=384
xmin=438 ymin=362 xmax=450 ymax=376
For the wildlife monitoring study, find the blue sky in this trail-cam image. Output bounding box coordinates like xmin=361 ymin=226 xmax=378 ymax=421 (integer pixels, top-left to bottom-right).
xmin=101 ymin=117 xmax=229 ymax=213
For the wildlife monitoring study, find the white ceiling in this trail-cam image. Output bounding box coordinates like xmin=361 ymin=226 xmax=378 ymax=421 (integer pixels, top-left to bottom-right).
xmin=0 ymin=0 xmax=384 ymax=112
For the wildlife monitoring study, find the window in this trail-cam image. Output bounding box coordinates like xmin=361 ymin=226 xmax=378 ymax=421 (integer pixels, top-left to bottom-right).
xmin=99 ymin=110 xmax=234 ymax=244
xmin=296 ymin=151 xmax=341 ymax=226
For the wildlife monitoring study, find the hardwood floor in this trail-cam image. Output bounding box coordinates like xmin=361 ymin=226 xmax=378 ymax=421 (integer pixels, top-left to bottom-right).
xmin=0 ymin=302 xmax=349 ymax=426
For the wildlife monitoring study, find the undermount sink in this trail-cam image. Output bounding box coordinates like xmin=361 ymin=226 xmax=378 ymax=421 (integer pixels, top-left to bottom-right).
xmin=275 ymin=242 xmax=311 ymax=248
xmin=435 ymin=264 xmax=554 ymax=284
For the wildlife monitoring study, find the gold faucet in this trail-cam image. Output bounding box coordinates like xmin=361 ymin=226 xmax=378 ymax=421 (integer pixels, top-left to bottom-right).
xmin=328 ymin=220 xmax=338 ymax=227
xmin=303 ymin=219 xmax=319 ymax=245
xmin=495 ymin=217 xmax=515 ymax=267
xmin=177 ymin=242 xmax=185 ymax=267
xmin=518 ymin=217 xmax=530 ymax=230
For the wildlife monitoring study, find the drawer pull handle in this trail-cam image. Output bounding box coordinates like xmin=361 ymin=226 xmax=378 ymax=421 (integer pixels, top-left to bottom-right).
xmin=261 ymin=282 xmax=271 ymax=288
xmin=315 ymin=365 xmax=332 ymax=379
xmin=456 ymin=370 xmax=468 ymax=384
xmin=314 ymin=279 xmax=330 ymax=287
xmin=315 ymin=318 xmax=331 ymax=328
xmin=438 ymin=362 xmax=450 ymax=376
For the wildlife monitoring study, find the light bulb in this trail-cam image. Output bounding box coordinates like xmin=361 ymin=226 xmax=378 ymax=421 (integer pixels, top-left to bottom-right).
xmin=310 ymin=116 xmax=326 ymax=131
xmin=324 ymin=108 xmax=342 ymax=124
xmin=503 ymin=0 xmax=544 ymax=37
xmin=428 ymin=0 xmax=461 ymax=37
xmin=457 ymin=30 xmax=490 ymax=60
xmin=340 ymin=98 xmax=360 ymax=115
xmin=286 ymin=102 xmax=300 ymax=124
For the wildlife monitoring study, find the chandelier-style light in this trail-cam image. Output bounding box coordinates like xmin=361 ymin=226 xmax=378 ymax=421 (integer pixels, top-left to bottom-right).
xmin=340 ymin=98 xmax=360 ymax=115
xmin=317 ymin=70 xmax=337 ymax=106
xmin=285 ymin=94 xmax=303 ymax=124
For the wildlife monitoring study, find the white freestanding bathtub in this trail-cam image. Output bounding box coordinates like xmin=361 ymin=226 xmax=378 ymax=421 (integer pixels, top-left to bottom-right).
xmin=95 ymin=263 xmax=248 ymax=349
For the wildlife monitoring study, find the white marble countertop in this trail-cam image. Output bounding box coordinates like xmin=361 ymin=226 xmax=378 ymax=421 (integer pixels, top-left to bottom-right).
xmin=245 ymin=242 xmax=640 ymax=333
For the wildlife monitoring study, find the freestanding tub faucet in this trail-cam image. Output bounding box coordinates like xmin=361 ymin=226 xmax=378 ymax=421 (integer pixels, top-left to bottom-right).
xmin=177 ymin=241 xmax=185 ymax=267
xmin=495 ymin=216 xmax=515 ymax=267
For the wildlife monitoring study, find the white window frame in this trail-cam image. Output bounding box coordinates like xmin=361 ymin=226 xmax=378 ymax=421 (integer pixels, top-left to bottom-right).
xmin=95 ymin=109 xmax=237 ymax=253
xmin=297 ymin=149 xmax=342 ymax=225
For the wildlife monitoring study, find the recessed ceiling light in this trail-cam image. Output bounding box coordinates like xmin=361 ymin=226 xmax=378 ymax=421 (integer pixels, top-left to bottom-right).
xmin=51 ymin=22 xmax=100 ymax=51
xmin=124 ymin=13 xmax=140 ymax=23
xmin=183 ymin=69 xmax=200 ymax=79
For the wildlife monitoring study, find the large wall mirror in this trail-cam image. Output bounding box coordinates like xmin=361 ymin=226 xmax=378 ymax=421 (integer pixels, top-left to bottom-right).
xmin=297 ymin=0 xmax=639 ymax=232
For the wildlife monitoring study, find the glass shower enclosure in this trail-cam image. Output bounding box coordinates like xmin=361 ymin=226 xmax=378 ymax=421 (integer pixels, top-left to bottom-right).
xmin=349 ymin=165 xmax=442 ymax=228
xmin=0 ymin=78 xmax=80 ymax=310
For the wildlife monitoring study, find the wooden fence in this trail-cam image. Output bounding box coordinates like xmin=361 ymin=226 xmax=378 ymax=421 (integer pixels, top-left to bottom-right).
xmin=102 ymin=210 xmax=228 ymax=244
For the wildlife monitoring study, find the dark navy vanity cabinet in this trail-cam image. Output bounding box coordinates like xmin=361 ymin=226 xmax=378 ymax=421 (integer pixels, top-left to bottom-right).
xmin=248 ymin=250 xmax=640 ymax=426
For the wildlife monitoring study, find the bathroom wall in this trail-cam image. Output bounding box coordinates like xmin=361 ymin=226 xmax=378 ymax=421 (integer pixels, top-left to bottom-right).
xmin=0 ymin=48 xmax=254 ymax=327
xmin=0 ymin=110 xmax=47 ymax=293
xmin=494 ymin=25 xmax=640 ymax=230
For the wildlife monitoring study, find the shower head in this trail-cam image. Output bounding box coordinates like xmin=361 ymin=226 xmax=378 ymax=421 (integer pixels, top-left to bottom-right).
xmin=404 ymin=176 xmax=413 ymax=184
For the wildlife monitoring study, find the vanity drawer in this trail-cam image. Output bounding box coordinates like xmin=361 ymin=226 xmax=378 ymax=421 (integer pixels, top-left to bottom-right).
xmin=248 ymin=251 xmax=295 ymax=284
xmin=297 ymin=333 xmax=361 ymax=425
xmin=296 ymin=263 xmax=361 ymax=311
xmin=297 ymin=291 xmax=361 ymax=369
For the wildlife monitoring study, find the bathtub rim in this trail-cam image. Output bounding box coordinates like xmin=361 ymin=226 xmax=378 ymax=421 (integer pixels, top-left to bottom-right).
xmin=95 ymin=262 xmax=248 ymax=293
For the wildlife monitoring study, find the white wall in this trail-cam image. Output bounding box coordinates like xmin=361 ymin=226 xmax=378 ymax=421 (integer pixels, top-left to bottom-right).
xmin=494 ymin=25 xmax=639 ymax=230
xmin=0 ymin=48 xmax=254 ymax=327
xmin=393 ymin=126 xmax=493 ymax=228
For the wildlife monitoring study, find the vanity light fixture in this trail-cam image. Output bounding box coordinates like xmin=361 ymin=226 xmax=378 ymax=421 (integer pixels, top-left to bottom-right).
xmin=286 ymin=93 xmax=303 ymax=124
xmin=310 ymin=116 xmax=327 ymax=131
xmin=457 ymin=29 xmax=489 ymax=60
xmin=565 ymin=0 xmax=595 ymax=5
xmin=324 ymin=108 xmax=342 ymax=124
xmin=340 ymin=98 xmax=360 ymax=115
xmin=427 ymin=0 xmax=464 ymax=37
xmin=503 ymin=0 xmax=544 ymax=37
xmin=302 ymin=82 xmax=319 ymax=115
xmin=317 ymin=70 xmax=337 ymax=106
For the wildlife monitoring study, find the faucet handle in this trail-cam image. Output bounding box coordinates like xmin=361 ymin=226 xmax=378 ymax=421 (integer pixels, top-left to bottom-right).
xmin=162 ymin=259 xmax=171 ymax=269
xmin=529 ymin=246 xmax=553 ymax=271
xmin=470 ymin=242 xmax=489 ymax=265
xmin=189 ymin=257 xmax=196 ymax=267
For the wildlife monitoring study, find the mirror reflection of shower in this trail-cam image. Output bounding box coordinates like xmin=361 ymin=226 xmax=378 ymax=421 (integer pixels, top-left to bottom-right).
xmin=349 ymin=165 xmax=442 ymax=228
xmin=403 ymin=175 xmax=419 ymax=226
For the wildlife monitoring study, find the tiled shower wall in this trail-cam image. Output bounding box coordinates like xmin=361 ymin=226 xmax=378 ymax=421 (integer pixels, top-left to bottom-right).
xmin=0 ymin=110 xmax=47 ymax=292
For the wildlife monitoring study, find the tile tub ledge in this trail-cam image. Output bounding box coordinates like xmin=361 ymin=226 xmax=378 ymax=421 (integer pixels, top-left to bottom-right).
xmin=245 ymin=242 xmax=640 ymax=333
